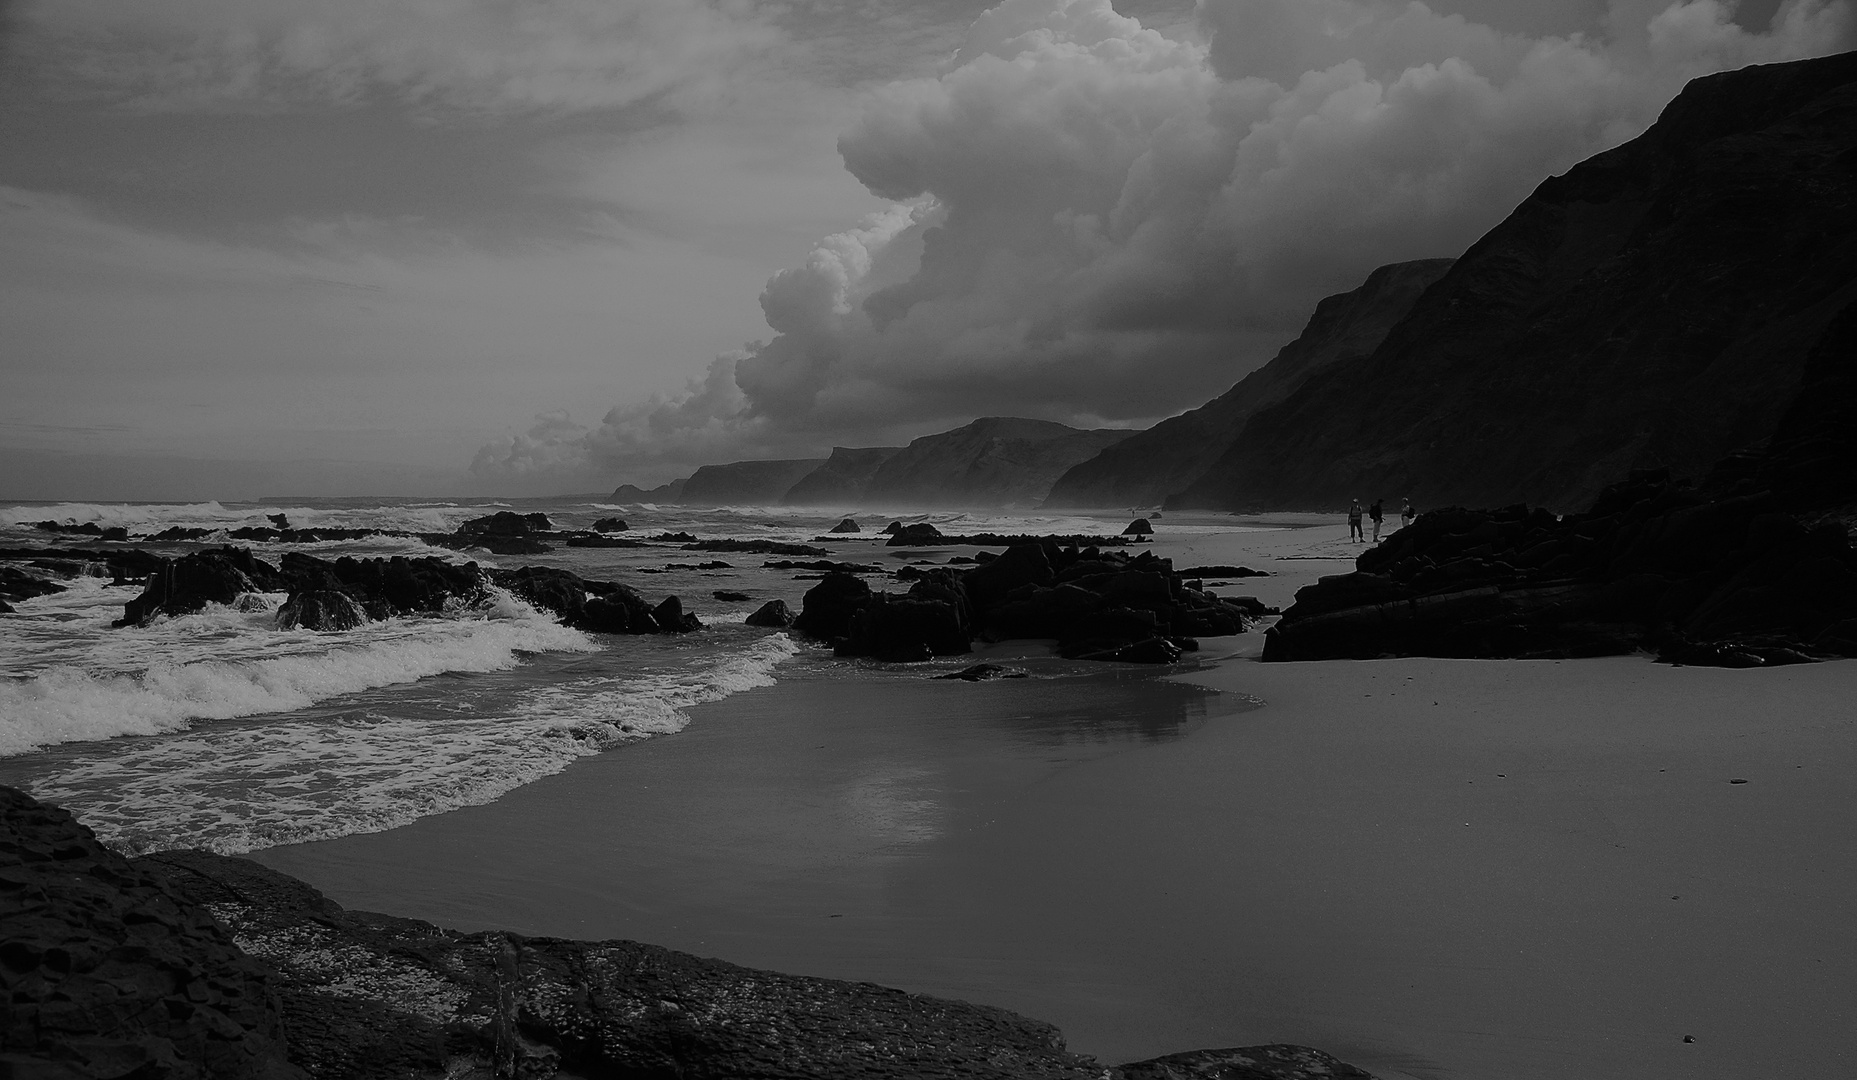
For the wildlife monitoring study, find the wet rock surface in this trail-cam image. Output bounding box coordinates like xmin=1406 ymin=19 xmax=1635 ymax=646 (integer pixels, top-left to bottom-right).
xmin=795 ymin=542 xmax=1253 ymax=664
xmin=3 ymin=787 xmax=1381 ymax=1079
xmin=1266 ymin=471 xmax=1857 ymax=666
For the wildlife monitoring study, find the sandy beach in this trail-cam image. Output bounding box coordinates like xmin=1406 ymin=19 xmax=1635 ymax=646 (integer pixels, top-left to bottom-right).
xmin=252 ymin=517 xmax=1857 ymax=1080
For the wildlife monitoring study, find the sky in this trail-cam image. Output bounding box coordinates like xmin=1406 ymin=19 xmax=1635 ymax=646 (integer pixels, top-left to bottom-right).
xmin=1 ymin=0 xmax=1851 ymax=500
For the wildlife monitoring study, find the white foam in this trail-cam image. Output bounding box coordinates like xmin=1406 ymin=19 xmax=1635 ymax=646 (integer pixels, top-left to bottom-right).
xmin=27 ymin=632 xmax=800 ymax=856
xmin=0 ymin=586 xmax=593 ymax=757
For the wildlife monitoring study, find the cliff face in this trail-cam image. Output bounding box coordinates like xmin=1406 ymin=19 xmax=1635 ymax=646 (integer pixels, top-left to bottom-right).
xmin=676 ymin=458 xmax=827 ymax=506
xmin=1172 ymin=52 xmax=1857 ymax=513
xmin=1044 ymin=259 xmax=1454 ymax=508
xmin=863 ymin=417 xmax=1137 ymax=508
xmin=783 ymin=446 xmax=904 ymax=505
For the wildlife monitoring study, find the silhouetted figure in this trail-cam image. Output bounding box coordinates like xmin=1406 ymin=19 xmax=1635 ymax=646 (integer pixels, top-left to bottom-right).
xmin=1369 ymin=499 xmax=1385 ymax=542
xmin=1347 ymin=499 xmax=1364 ymax=542
xmin=1401 ymin=498 xmax=1415 ymax=530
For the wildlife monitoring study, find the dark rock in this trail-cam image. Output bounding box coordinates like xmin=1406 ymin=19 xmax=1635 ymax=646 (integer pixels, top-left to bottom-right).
xmin=581 ymin=585 xmax=658 ymax=634
xmin=275 ymin=590 xmax=368 ymax=632
xmin=1177 ymin=565 xmax=1269 ymax=578
xmin=0 ymin=565 xmax=67 ymax=603
xmin=830 ymin=517 xmax=862 ymax=534
xmin=764 ymin=559 xmax=883 ymax=573
xmin=651 ymin=595 xmax=703 ymax=633
xmin=458 ymin=510 xmax=552 ymax=535
xmin=267 ymin=513 xmax=291 ymax=529
xmin=493 ymin=566 xmax=588 ymax=624
xmin=147 ymin=525 xmax=216 ymax=540
xmin=1065 ymin=636 xmax=1184 ymax=664
xmin=611 ymin=477 xmax=686 ymax=503
xmin=836 ymin=595 xmax=971 ymax=662
xmin=1123 ymin=518 xmax=1153 ymax=535
xmin=0 ymin=598 xmax=12 ymax=613
xmin=792 ymin=573 xmax=874 ymax=640
xmin=886 ymin=530 xmax=1132 ymax=548
xmin=888 ymin=522 xmax=946 ymax=544
xmin=746 ymin=599 xmax=795 ymax=628
xmin=116 ymin=548 xmax=291 ymax=626
xmin=883 ymin=521 xmax=904 ymax=535
xmin=564 ymin=532 xmax=646 ymax=548
xmin=0 ymin=787 xmax=302 ymax=1080
xmin=682 ymin=538 xmax=832 ymax=557
xmin=714 ymin=590 xmax=754 ymax=602
xmin=932 ymin=663 xmax=1029 ymax=681
xmin=1115 ymin=1043 xmax=1377 ymax=1080
xmin=592 ymin=517 xmax=629 ymax=532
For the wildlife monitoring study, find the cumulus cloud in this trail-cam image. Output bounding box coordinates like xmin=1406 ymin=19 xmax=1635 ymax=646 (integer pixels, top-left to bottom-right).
xmin=486 ymin=0 xmax=1855 ymax=487
xmin=18 ymin=0 xmax=782 ymax=114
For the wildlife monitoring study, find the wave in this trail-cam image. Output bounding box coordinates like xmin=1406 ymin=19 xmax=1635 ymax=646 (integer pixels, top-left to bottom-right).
xmin=0 ymin=589 xmax=593 ymax=757
xmin=23 ymin=632 xmax=800 ymax=856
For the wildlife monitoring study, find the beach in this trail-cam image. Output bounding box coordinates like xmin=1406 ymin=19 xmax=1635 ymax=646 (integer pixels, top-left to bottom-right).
xmin=246 ymin=518 xmax=1857 ymax=1080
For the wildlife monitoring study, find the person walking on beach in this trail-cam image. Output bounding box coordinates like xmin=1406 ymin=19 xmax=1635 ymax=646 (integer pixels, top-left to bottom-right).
xmin=1401 ymin=498 xmax=1416 ymax=530
xmin=1368 ymin=498 xmax=1385 ymax=542
xmin=1347 ymin=499 xmax=1364 ymax=542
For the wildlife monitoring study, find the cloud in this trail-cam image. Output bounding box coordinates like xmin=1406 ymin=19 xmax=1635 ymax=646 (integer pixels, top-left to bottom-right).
xmin=485 ymin=0 xmax=1853 ymax=488
xmin=17 ymin=0 xmax=784 ymax=115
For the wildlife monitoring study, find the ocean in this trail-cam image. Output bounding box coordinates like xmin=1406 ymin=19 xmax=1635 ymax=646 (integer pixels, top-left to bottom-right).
xmin=0 ymin=495 xmax=1175 ymax=858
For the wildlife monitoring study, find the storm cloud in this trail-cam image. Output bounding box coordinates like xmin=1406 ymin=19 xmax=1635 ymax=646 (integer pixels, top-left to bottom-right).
xmin=492 ymin=0 xmax=1854 ymax=487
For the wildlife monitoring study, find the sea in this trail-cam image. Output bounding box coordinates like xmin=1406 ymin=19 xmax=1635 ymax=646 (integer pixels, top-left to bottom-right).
xmin=0 ymin=495 xmax=1176 ymax=858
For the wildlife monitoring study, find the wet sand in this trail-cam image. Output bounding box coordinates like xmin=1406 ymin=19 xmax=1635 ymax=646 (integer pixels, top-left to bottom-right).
xmin=253 ymin=516 xmax=1857 ymax=1079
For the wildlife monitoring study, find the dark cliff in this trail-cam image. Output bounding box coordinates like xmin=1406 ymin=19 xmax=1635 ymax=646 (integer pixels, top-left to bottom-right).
xmin=783 ymin=445 xmax=903 ymax=505
xmin=676 ymin=458 xmax=827 ymax=506
xmin=864 ymin=417 xmax=1136 ymax=508
xmin=1045 ymin=259 xmax=1453 ymax=509
xmin=1172 ymin=52 xmax=1857 ymax=514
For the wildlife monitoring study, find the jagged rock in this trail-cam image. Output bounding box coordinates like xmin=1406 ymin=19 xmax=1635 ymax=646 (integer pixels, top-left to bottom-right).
xmin=115 ymin=548 xmax=291 ymax=626
xmin=1264 ymin=471 xmax=1857 ymax=666
xmin=0 ymin=787 xmax=302 ymax=1080
xmin=682 ymin=538 xmax=832 ymax=557
xmin=1123 ymin=518 xmax=1153 ymax=535
xmin=267 ymin=513 xmax=291 ymax=529
xmin=592 ymin=517 xmax=629 ymax=532
xmin=746 ymin=599 xmax=795 ymax=628
xmin=651 ymin=595 xmax=703 ymax=633
xmin=459 ymin=510 xmax=552 ymax=535
xmin=714 ymin=590 xmax=753 ymax=602
xmin=932 ymin=663 xmax=1028 ymax=681
xmin=836 ymin=595 xmax=971 ymax=662
xmin=275 ymin=590 xmax=368 ymax=632
xmin=581 ymin=585 xmax=657 ymax=634
xmin=0 ymin=565 xmax=67 ymax=603
xmin=883 ymin=521 xmax=904 ymax=535
xmin=1177 ymin=565 xmax=1269 ymax=578
xmin=1116 ymin=1044 xmax=1376 ymax=1080
xmin=830 ymin=517 xmax=861 ymax=534
xmin=792 ymin=573 xmax=874 ymax=640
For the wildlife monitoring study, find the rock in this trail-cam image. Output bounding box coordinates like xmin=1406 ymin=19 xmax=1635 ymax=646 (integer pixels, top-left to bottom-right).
xmin=651 ymin=595 xmax=703 ymax=633
xmin=681 ymin=538 xmax=832 ymax=557
xmin=458 ymin=510 xmax=552 ymax=535
xmin=792 ymin=573 xmax=874 ymax=640
xmin=581 ymin=585 xmax=658 ymax=634
xmin=932 ymin=663 xmax=1028 ymax=681
xmin=0 ymin=598 xmax=11 ymax=614
xmin=1065 ymin=636 xmax=1183 ymax=664
xmin=887 ymin=523 xmax=946 ymax=544
xmin=0 ymin=565 xmax=67 ymax=603
xmin=836 ymin=595 xmax=971 ymax=662
xmin=883 ymin=521 xmax=904 ymax=535
xmin=611 ymin=478 xmax=686 ymax=503
xmin=0 ymin=787 xmax=302 ymax=1080
xmin=267 ymin=513 xmax=291 ymax=529
xmin=115 ymin=548 xmax=291 ymax=626
xmin=1122 ymin=518 xmax=1153 ymax=535
xmin=1115 ymin=1044 xmax=1377 ymax=1080
xmin=830 ymin=517 xmax=861 ymax=534
xmin=564 ymin=532 xmax=647 ymax=548
xmin=276 ymin=590 xmax=368 ymax=632
xmin=714 ymin=590 xmax=754 ymax=602
xmin=1176 ymin=565 xmax=1269 ymax=578
xmin=746 ymin=599 xmax=795 ymax=628
xmin=493 ymin=566 xmax=588 ymax=624
xmin=592 ymin=517 xmax=629 ymax=532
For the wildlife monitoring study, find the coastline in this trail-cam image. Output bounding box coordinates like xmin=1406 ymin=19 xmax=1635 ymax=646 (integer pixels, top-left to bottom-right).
xmin=248 ymin=517 xmax=1857 ymax=1080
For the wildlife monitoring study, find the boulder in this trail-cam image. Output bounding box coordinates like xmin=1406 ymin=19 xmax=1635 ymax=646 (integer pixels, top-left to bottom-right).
xmin=713 ymin=590 xmax=753 ymax=602
xmin=1122 ymin=518 xmax=1153 ymax=535
xmin=837 ymin=595 xmax=971 ymax=662
xmin=115 ymin=548 xmax=290 ymax=627
xmin=0 ymin=565 xmax=67 ymax=603
xmin=792 ymin=573 xmax=874 ymax=640
xmin=458 ymin=510 xmax=553 ymax=535
xmin=830 ymin=517 xmax=861 ymax=534
xmin=276 ymin=590 xmax=369 ymax=632
xmin=494 ymin=566 xmax=588 ymax=624
xmin=889 ymin=522 xmax=945 ymax=544
xmin=745 ymin=599 xmax=795 ymax=628
xmin=883 ymin=521 xmax=904 ymax=535
xmin=267 ymin=513 xmax=291 ymax=529
xmin=581 ymin=585 xmax=657 ymax=634
xmin=592 ymin=517 xmax=629 ymax=532
xmin=651 ymin=595 xmax=703 ymax=633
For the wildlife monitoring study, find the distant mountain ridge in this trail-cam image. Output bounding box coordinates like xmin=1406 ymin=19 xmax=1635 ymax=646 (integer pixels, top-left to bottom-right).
xmin=1171 ymin=51 xmax=1857 ymax=513
xmin=610 ymin=417 xmax=1132 ymax=508
xmin=1044 ymin=259 xmax=1454 ymax=508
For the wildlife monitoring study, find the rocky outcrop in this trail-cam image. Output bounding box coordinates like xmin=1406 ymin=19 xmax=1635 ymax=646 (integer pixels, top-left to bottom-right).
xmin=745 ymin=599 xmax=794 ymax=627
xmin=459 ymin=512 xmax=552 ymax=535
xmin=829 ymin=517 xmax=861 ymax=534
xmin=1263 ymin=471 xmax=1857 ymax=666
xmin=678 ymin=458 xmax=829 ymax=506
xmin=115 ymin=548 xmax=292 ymax=626
xmin=861 ymin=417 xmax=1138 ymax=508
xmin=1174 ymin=53 xmax=1857 ymax=513
xmin=1 ymin=786 xmax=302 ymax=1080
xmin=591 ymin=517 xmax=628 ymax=532
xmin=609 ymin=478 xmax=686 ymax=503
xmin=5 ymin=788 xmax=1384 ymax=1079
xmin=793 ymin=543 xmax=1254 ymax=663
xmin=782 ymin=446 xmax=903 ymax=505
xmin=1046 ymin=259 xmax=1454 ymax=509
